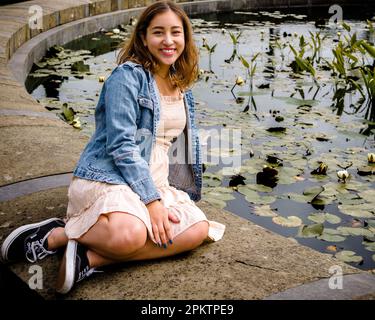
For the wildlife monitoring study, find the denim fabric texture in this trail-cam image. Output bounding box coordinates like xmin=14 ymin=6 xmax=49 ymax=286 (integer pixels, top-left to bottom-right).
xmin=73 ymin=61 xmax=202 ymax=204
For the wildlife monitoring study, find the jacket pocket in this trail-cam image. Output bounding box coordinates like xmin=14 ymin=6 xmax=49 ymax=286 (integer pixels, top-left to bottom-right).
xmin=137 ymin=96 xmax=154 ymax=131
xmin=138 ymin=97 xmax=153 ymax=111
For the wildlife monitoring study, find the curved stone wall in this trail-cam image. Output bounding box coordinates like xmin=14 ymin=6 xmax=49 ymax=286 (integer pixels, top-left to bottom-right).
xmin=0 ymin=0 xmax=371 ymax=301
xmin=3 ymin=0 xmax=373 ymax=84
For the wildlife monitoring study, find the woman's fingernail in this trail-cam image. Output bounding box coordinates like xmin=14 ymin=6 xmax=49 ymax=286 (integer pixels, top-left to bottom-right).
xmin=163 ymin=244 xmax=167 ymax=249
xmin=169 ymin=239 xmax=173 ymax=245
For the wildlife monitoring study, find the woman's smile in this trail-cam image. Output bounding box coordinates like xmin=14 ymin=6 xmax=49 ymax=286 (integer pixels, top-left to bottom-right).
xmin=143 ymin=10 xmax=185 ymax=72
xmin=160 ymin=47 xmax=177 ymax=57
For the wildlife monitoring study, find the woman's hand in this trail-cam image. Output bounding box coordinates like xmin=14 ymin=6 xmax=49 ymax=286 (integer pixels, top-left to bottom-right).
xmin=146 ymin=200 xmax=180 ymax=247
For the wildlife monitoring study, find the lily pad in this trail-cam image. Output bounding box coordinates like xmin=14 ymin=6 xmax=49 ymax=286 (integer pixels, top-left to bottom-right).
xmin=272 ymin=215 xmax=302 ymax=227
xmin=245 ymin=184 xmax=273 ymax=193
xmin=281 ymin=193 xmax=312 ymax=203
xmin=363 ymin=241 xmax=375 ymax=252
xmin=308 ymin=212 xmax=341 ymax=224
xmin=335 ymin=250 xmax=363 ymax=263
xmin=204 ymin=197 xmax=227 ymax=209
xmin=297 ymin=223 xmax=324 ymax=238
xmin=358 ymin=189 xmax=375 ymax=202
xmin=237 ymin=185 xmax=259 ymax=198
xmin=203 ymin=172 xmax=222 ymax=187
xmin=251 ymin=195 xmax=276 ymax=205
xmin=303 ymin=186 xmax=324 ymax=199
xmin=338 ymin=204 xmax=375 ymax=218
xmin=205 ymin=191 xmax=235 ymax=201
xmin=253 ymin=205 xmax=277 ymax=217
xmin=318 ymin=233 xmax=346 ymax=242
xmin=337 ymin=227 xmax=374 ymax=238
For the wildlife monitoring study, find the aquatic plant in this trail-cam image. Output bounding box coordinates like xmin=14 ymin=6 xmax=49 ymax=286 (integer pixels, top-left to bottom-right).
xmin=202 ymin=38 xmax=217 ymax=73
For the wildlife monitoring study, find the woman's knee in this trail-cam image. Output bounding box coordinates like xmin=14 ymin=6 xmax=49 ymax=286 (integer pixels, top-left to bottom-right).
xmin=106 ymin=213 xmax=147 ymax=255
xmin=185 ymin=221 xmax=209 ymax=249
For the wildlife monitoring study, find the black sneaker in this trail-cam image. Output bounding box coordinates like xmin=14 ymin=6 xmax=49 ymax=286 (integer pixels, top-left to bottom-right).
xmin=56 ymin=240 xmax=98 ymax=294
xmin=1 ymin=218 xmax=65 ymax=263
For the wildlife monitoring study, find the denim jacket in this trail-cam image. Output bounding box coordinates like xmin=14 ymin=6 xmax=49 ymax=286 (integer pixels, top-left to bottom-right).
xmin=73 ymin=61 xmax=202 ymax=204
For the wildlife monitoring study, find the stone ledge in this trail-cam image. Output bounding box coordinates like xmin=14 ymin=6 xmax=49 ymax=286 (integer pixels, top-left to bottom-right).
xmin=0 ymin=0 xmax=374 ymax=300
xmin=0 ymin=193 xmax=361 ymax=300
xmin=0 ymin=125 xmax=87 ymax=186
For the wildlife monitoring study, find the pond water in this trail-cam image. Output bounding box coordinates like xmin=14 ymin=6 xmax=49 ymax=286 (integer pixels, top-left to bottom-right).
xmin=26 ymin=7 xmax=375 ymax=270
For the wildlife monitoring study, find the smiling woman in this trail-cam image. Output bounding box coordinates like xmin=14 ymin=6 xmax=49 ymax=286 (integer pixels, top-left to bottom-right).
xmin=117 ymin=0 xmax=198 ymax=90
xmin=1 ymin=0 xmax=225 ymax=295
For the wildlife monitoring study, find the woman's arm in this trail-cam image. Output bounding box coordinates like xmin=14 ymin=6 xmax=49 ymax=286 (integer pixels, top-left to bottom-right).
xmin=104 ymin=65 xmax=160 ymax=205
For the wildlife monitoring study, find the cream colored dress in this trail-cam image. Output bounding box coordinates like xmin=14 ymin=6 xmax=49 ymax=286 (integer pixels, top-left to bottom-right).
xmin=64 ymin=94 xmax=225 ymax=243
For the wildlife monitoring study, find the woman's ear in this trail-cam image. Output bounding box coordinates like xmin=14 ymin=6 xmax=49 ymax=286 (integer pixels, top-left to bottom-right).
xmin=141 ymin=34 xmax=147 ymax=47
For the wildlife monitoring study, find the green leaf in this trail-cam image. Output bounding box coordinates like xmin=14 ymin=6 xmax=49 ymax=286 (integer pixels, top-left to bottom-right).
xmin=361 ymin=41 xmax=375 ymax=58
xmin=240 ymin=55 xmax=250 ymax=69
xmin=297 ymin=223 xmax=324 ymax=238
xmin=303 ymin=186 xmax=324 ymax=196
xmin=272 ymin=216 xmax=302 ymax=227
xmin=251 ymin=52 xmax=260 ymax=63
xmin=342 ymin=22 xmax=351 ymax=32
xmin=358 ymin=189 xmax=375 ymax=202
xmin=237 ymin=185 xmax=258 ymax=198
xmin=229 ymin=31 xmax=237 ymax=44
xmin=308 ymin=213 xmax=341 ymax=224
xmin=337 ymin=227 xmax=374 ymax=238
xmin=335 ymin=250 xmax=363 ymax=263
xmin=62 ymin=104 xmax=75 ymax=122
xmin=204 ymin=197 xmax=227 ymax=209
xmin=253 ymin=205 xmax=278 ymax=217
xmin=317 ymin=233 xmax=346 ymax=242
xmin=338 ymin=204 xmax=374 ymax=218
xmin=363 ymin=241 xmax=375 ymax=252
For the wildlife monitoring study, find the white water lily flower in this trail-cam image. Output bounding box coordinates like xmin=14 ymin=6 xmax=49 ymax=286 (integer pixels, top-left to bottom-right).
xmin=337 ymin=170 xmax=349 ymax=181
xmin=236 ymin=76 xmax=245 ymax=86
xmin=368 ymin=153 xmax=375 ymax=163
xmin=113 ymin=28 xmax=120 ymax=34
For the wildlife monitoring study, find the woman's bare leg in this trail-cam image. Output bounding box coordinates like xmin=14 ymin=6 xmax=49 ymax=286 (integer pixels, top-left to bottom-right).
xmin=56 ymin=212 xmax=209 ymax=291
xmin=76 ymin=212 xmax=148 ymax=260
xmin=88 ymin=221 xmax=209 ymax=268
xmin=47 ymin=227 xmax=69 ymax=250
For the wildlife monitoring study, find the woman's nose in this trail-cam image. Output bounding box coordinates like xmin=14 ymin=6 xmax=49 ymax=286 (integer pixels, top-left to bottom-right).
xmin=163 ymin=33 xmax=174 ymax=45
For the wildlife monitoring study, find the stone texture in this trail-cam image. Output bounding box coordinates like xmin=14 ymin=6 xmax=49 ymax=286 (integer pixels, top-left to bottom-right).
xmin=0 ymin=195 xmax=361 ymax=300
xmin=0 ymin=82 xmax=43 ymax=111
xmin=0 ymin=122 xmax=87 ymax=186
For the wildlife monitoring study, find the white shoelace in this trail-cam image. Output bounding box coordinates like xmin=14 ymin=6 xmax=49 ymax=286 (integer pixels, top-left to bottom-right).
xmin=77 ymin=267 xmax=103 ymax=283
xmin=25 ymin=230 xmax=56 ymax=263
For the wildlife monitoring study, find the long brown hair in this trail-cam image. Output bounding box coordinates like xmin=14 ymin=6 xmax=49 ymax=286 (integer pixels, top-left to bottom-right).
xmin=117 ymin=1 xmax=198 ymax=90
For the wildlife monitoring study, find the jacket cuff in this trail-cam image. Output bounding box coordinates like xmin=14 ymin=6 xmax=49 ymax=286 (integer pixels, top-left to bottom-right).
xmin=130 ymin=177 xmax=161 ymax=205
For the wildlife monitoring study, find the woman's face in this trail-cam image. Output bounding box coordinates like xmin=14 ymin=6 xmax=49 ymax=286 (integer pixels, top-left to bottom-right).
xmin=143 ymin=10 xmax=185 ymax=72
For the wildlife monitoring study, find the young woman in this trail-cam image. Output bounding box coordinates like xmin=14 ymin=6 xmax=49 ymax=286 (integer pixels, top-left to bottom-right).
xmin=1 ymin=1 xmax=225 ymax=294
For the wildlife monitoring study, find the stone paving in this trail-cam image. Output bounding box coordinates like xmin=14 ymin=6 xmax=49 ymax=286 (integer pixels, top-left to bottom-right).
xmin=0 ymin=0 xmax=374 ymax=300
